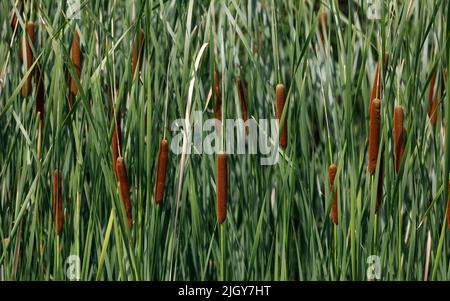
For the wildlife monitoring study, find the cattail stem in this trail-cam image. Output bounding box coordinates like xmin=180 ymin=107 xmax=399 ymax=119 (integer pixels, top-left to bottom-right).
xmin=214 ymin=70 xmax=222 ymax=133
xmin=37 ymin=121 xmax=42 ymax=160
xmin=112 ymin=109 xmax=122 ymax=178
xmin=132 ymin=29 xmax=144 ymax=79
xmin=155 ymin=139 xmax=169 ymax=204
xmin=375 ymin=148 xmax=384 ymax=213
xmin=217 ymin=151 xmax=228 ymax=224
xmin=21 ymin=21 xmax=35 ymax=97
xmin=237 ymin=77 xmax=248 ymax=123
xmin=394 ymin=105 xmax=405 ymax=173
xmin=68 ymin=30 xmax=81 ymax=108
xmin=368 ymin=98 xmax=381 ymax=174
xmin=53 ymin=170 xmax=63 ymax=235
xmin=35 ymin=63 xmax=44 ymax=160
xmin=276 ymin=84 xmax=288 ymax=149
xmin=116 ymin=157 xmax=133 ymax=228
xmin=328 ymin=164 xmax=338 ymax=225
xmin=35 ymin=64 xmax=45 ymax=126
xmin=369 ymin=53 xmax=389 ymax=113
xmin=447 ymin=179 xmax=450 ymax=228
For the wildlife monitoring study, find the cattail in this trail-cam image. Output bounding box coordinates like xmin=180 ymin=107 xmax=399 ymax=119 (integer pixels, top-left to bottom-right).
xmin=132 ymin=29 xmax=144 ymax=78
xmin=328 ymin=164 xmax=338 ymax=225
xmin=155 ymin=139 xmax=169 ymax=204
xmin=394 ymin=105 xmax=405 ymax=173
xmin=368 ymin=98 xmax=381 ymax=174
xmin=116 ymin=157 xmax=133 ymax=228
xmin=375 ymin=149 xmax=384 ymax=213
xmin=214 ymin=70 xmax=222 ymax=133
xmin=442 ymin=68 xmax=448 ymax=93
xmin=318 ymin=10 xmax=328 ymax=48
xmin=111 ymin=109 xmax=122 ymax=179
xmin=276 ymin=84 xmax=288 ymax=149
xmin=52 ymin=170 xmax=63 ymax=235
xmin=21 ymin=21 xmax=35 ymax=97
xmin=217 ymin=151 xmax=228 ymax=224
xmin=10 ymin=10 xmax=18 ymax=32
xmin=214 ymin=70 xmax=222 ymax=121
xmin=35 ymin=64 xmax=45 ymax=126
xmin=428 ymin=72 xmax=438 ymax=126
xmin=68 ymin=30 xmax=81 ymax=108
xmin=237 ymin=77 xmax=249 ymax=123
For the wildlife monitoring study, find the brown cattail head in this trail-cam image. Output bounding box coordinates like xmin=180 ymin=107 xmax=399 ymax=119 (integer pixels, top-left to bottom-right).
xmin=428 ymin=72 xmax=438 ymax=126
xmin=21 ymin=21 xmax=35 ymax=97
xmin=328 ymin=164 xmax=338 ymax=225
xmin=132 ymin=29 xmax=144 ymax=78
xmin=35 ymin=64 xmax=45 ymax=126
xmin=155 ymin=139 xmax=169 ymax=204
xmin=394 ymin=105 xmax=405 ymax=173
xmin=11 ymin=10 xmax=18 ymax=32
xmin=68 ymin=30 xmax=81 ymax=107
xmin=318 ymin=10 xmax=328 ymax=49
xmin=368 ymin=98 xmax=381 ymax=174
xmin=276 ymin=84 xmax=288 ymax=149
xmin=116 ymin=157 xmax=133 ymax=228
xmin=52 ymin=170 xmax=63 ymax=235
xmin=237 ymin=77 xmax=249 ymax=124
xmin=217 ymin=151 xmax=228 ymax=224
xmin=375 ymin=149 xmax=384 ymax=213
xmin=112 ymin=109 xmax=122 ymax=179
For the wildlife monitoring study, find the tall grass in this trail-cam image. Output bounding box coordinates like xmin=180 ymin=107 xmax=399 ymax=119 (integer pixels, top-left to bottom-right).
xmin=0 ymin=0 xmax=450 ymax=281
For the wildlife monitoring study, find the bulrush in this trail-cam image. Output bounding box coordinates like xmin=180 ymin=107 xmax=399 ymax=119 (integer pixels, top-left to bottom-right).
xmin=369 ymin=53 xmax=389 ymax=113
xmin=237 ymin=77 xmax=249 ymax=129
xmin=328 ymin=164 xmax=338 ymax=225
xmin=442 ymin=68 xmax=448 ymax=91
xmin=214 ymin=70 xmax=222 ymax=121
xmin=368 ymin=98 xmax=381 ymax=174
xmin=111 ymin=109 xmax=122 ymax=179
xmin=276 ymin=84 xmax=288 ymax=149
xmin=375 ymin=149 xmax=384 ymax=213
xmin=53 ymin=170 xmax=63 ymax=235
xmin=10 ymin=10 xmax=18 ymax=32
xmin=116 ymin=157 xmax=133 ymax=228
xmin=155 ymin=139 xmax=169 ymax=204
xmin=216 ymin=151 xmax=228 ymax=224
xmin=318 ymin=10 xmax=328 ymax=49
xmin=394 ymin=105 xmax=405 ymax=173
xmin=428 ymin=72 xmax=438 ymax=126
xmin=22 ymin=21 xmax=35 ymax=97
xmin=132 ymin=29 xmax=144 ymax=78
xmin=68 ymin=30 xmax=81 ymax=108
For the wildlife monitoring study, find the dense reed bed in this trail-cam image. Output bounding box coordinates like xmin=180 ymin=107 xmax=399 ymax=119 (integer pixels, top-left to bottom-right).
xmin=1 ymin=1 xmax=450 ymax=281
